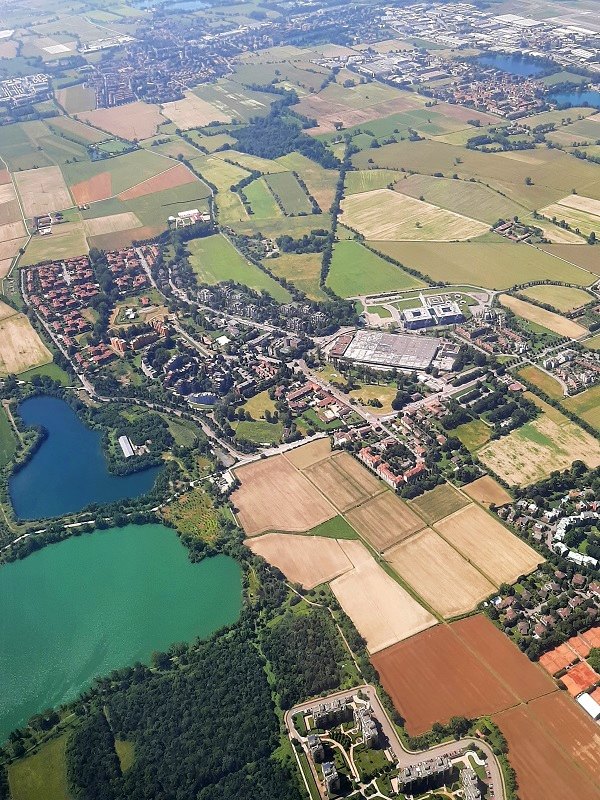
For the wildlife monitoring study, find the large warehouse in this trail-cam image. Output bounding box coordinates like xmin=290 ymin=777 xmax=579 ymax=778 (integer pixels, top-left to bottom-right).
xmin=329 ymin=330 xmax=441 ymax=371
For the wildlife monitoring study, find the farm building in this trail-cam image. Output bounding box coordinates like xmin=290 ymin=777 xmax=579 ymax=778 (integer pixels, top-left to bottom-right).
xmin=118 ymin=435 xmax=135 ymax=458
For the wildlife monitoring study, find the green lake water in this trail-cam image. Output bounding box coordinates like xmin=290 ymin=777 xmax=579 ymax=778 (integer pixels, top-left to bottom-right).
xmin=0 ymin=524 xmax=242 ymax=742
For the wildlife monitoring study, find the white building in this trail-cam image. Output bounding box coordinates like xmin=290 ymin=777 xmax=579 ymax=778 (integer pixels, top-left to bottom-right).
xmin=576 ymin=693 xmax=600 ymax=721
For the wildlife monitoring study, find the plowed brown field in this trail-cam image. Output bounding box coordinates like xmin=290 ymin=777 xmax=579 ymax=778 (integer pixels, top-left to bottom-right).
xmin=118 ymin=164 xmax=197 ymax=200
xmin=71 ymin=172 xmax=112 ymax=205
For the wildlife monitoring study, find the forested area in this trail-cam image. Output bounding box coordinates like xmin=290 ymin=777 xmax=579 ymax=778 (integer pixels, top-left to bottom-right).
xmin=261 ymin=609 xmax=346 ymax=709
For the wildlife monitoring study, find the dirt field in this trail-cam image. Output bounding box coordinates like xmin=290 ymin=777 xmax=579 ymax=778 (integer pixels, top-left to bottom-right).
xmin=478 ymin=402 xmax=600 ymax=485
xmin=0 ymin=303 xmax=52 ymax=374
xmin=495 ymin=699 xmax=600 ymax=800
xmin=77 ymin=101 xmax=163 ymax=141
xmin=118 ymin=164 xmax=197 ymax=200
xmin=161 ymin=92 xmax=231 ymax=130
xmin=295 ymin=94 xmax=423 ymax=134
xmin=385 ymin=528 xmax=496 ymax=618
xmin=245 ymin=532 xmax=353 ymax=588
xmin=373 ymin=615 xmax=555 ymax=735
xmin=408 ymin=483 xmax=470 ymax=524
xmin=83 ymin=212 xmax=142 ymax=236
xmin=340 ymin=189 xmax=488 ymax=241
xmin=232 ymin=455 xmax=336 ymax=535
xmin=330 ymin=542 xmax=436 ymax=653
xmin=463 ymin=476 xmax=512 ymax=507
xmin=70 ymin=172 xmax=112 ymax=205
xmin=14 ymin=166 xmax=72 ymax=217
xmin=303 ymin=451 xmax=383 ymax=512
xmin=284 ymin=438 xmax=331 ymax=469
xmin=434 ymin=505 xmax=543 ymax=584
xmin=499 ymin=294 xmax=587 ymax=339
xmin=346 ymin=491 xmax=425 ymax=552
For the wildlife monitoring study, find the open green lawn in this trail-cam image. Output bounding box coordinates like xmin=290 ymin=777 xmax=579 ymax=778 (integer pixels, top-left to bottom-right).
xmin=165 ymin=417 xmax=203 ymax=447
xmin=583 ymin=333 xmax=600 ymax=351
xmin=453 ymin=419 xmax=492 ymax=451
xmin=234 ymin=419 xmax=283 ymax=444
xmin=519 ymin=284 xmax=593 ymax=312
xmin=518 ymin=365 xmax=564 ymax=400
xmin=326 ymin=240 xmax=425 ymax=297
xmin=264 ymin=171 xmax=313 ymax=215
xmin=562 ymin=385 xmax=600 ymax=431
xmin=187 ymin=234 xmax=291 ymax=302
xmin=0 ymin=404 xmax=17 ymax=467
xmin=348 ymin=383 xmax=398 ymax=413
xmin=306 ymin=516 xmax=359 ymax=540
xmin=115 ymin=739 xmax=135 ymax=773
xmin=8 ymin=735 xmax=71 ymax=800
xmin=370 ymin=241 xmax=597 ymax=289
xmin=244 ymin=177 xmax=282 ymax=218
xmin=345 ymin=170 xmax=400 ymax=195
xmin=18 ymin=362 xmax=71 ymax=386
xmin=242 ymin=390 xmax=276 ymax=419
xmin=266 ymin=252 xmax=327 ymax=301
xmin=365 ymin=304 xmax=392 ymax=318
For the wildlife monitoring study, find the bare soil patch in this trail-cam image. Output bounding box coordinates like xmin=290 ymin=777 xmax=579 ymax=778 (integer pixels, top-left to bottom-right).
xmin=385 ymin=528 xmax=495 ymax=618
xmin=346 ymin=491 xmax=425 ymax=552
xmin=232 ymin=455 xmax=336 ymax=536
xmin=434 ymin=505 xmax=542 ymax=585
xmin=245 ymin=532 xmax=353 ymax=589
xmin=70 ymin=172 xmax=112 ymax=205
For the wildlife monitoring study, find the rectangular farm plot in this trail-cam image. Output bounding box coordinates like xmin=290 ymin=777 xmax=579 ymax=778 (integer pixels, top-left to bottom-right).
xmin=76 ymin=101 xmax=163 ymax=141
xmin=83 ymin=212 xmax=142 ymax=237
xmin=161 ymin=92 xmax=231 ymax=130
xmin=303 ymin=452 xmax=383 ymax=512
xmin=346 ymin=490 xmax=425 ymax=552
xmin=232 ymin=455 xmax=336 ymax=536
xmin=245 ymin=533 xmax=353 ymax=589
xmin=499 ymin=294 xmax=587 ymax=339
xmin=0 ymin=308 xmax=52 ymax=374
xmin=434 ymin=505 xmax=542 ymax=585
xmin=117 ymin=164 xmax=198 ymax=201
xmin=15 ymin=166 xmax=72 ymax=217
xmin=385 ymin=529 xmax=496 ymax=618
xmin=264 ymin=171 xmax=313 ymax=215
xmin=340 ymin=189 xmax=489 ymax=241
xmin=540 ymin=194 xmax=600 ymax=239
xmin=330 ymin=544 xmax=436 ymax=654
xmin=408 ymin=483 xmax=470 ymax=524
xmin=284 ymin=437 xmax=332 ymax=469
xmin=463 ymin=475 xmax=512 ymax=507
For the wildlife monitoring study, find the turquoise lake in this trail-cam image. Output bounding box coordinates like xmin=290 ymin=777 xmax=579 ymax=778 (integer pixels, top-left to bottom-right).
xmin=9 ymin=395 xmax=160 ymax=520
xmin=0 ymin=524 xmax=242 ymax=742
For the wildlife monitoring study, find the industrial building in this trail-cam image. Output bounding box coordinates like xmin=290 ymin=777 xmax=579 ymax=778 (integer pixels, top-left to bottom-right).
xmin=330 ymin=329 xmax=441 ymax=371
xmin=402 ymin=293 xmax=465 ymax=330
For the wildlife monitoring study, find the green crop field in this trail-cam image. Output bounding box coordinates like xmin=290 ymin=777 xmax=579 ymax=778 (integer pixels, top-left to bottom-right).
xmin=275 ymin=152 xmax=338 ymax=211
xmin=519 ymin=284 xmax=593 ymax=312
xmin=453 ymin=419 xmax=491 ymax=451
xmin=327 ymin=240 xmax=425 ymax=297
xmin=234 ymin=418 xmax=283 ymax=444
xmin=370 ymin=241 xmax=597 ymax=289
xmin=409 ymin=483 xmax=470 ymax=524
xmin=21 ymin=223 xmax=88 ymax=267
xmin=394 ymin=173 xmax=523 ymax=224
xmin=47 ymin=116 xmax=108 ymax=145
xmin=562 ymin=385 xmax=600 ymax=431
xmin=8 ymin=735 xmax=70 ymax=800
xmin=306 ymin=516 xmax=359 ymax=540
xmin=190 ymin=154 xmax=250 ymax=224
xmin=244 ymin=178 xmax=282 ymax=218
xmin=187 ymin=233 xmax=291 ymax=302
xmin=61 ymin=149 xmax=170 ymax=196
xmin=214 ymin=150 xmax=287 ymax=174
xmin=0 ymin=404 xmax=17 ymax=467
xmin=266 ymin=252 xmax=327 ymax=300
xmin=264 ymin=171 xmax=313 ymax=215
xmin=518 ymin=365 xmax=564 ymax=400
xmin=345 ymin=169 xmax=400 ymax=195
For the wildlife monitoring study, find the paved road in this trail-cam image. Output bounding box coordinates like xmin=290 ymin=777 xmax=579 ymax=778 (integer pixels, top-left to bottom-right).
xmin=286 ymin=685 xmax=505 ymax=800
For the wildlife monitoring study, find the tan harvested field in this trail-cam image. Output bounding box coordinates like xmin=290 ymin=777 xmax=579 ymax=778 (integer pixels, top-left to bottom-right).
xmin=161 ymin=92 xmax=231 ymax=130
xmin=70 ymin=172 xmax=112 ymax=205
xmin=478 ymin=399 xmax=600 ymax=485
xmin=340 ymin=189 xmax=488 ymax=241
xmin=554 ymin=193 xmax=600 ymax=216
xmin=346 ymin=491 xmax=425 ymax=552
xmin=77 ymin=101 xmax=163 ymax=141
xmin=303 ymin=451 xmax=383 ymax=512
xmin=435 ymin=505 xmax=543 ymax=585
xmin=408 ymin=483 xmax=470 ymax=524
xmin=245 ymin=532 xmax=353 ymax=589
xmin=0 ymin=183 xmax=22 ymax=225
xmin=463 ymin=476 xmax=512 ymax=507
xmin=83 ymin=212 xmax=142 ymax=236
xmin=385 ymin=528 xmax=496 ymax=618
xmin=0 ymin=238 xmax=26 ymax=263
xmin=499 ymin=294 xmax=588 ymax=339
xmin=284 ymin=437 xmax=331 ymax=469
xmin=520 ymin=284 xmax=593 ymax=312
xmin=0 ymin=170 xmax=11 ymax=184
xmin=331 ymin=540 xmax=437 ymax=653
xmin=0 ymin=259 xmax=12 ymax=278
xmin=539 ymin=195 xmax=600 ymax=238
xmin=0 ymin=221 xmax=26 ymax=242
xmin=0 ymin=304 xmax=52 ymax=374
xmin=117 ymin=164 xmax=197 ymax=200
xmin=14 ymin=166 xmax=72 ymax=217
xmin=232 ymin=455 xmax=335 ymax=535
xmin=296 ymin=93 xmax=424 ymax=135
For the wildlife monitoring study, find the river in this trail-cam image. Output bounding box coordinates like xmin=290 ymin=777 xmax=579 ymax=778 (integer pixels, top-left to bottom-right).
xmin=0 ymin=523 xmax=242 ymax=742
xmin=9 ymin=396 xmax=160 ymax=520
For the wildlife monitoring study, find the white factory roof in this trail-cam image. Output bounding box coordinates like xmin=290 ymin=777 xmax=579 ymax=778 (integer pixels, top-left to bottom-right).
xmin=576 ymin=693 xmax=600 ymax=721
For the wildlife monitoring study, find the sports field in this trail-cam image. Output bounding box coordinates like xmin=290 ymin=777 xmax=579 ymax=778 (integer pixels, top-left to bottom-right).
xmin=385 ymin=528 xmax=496 ymax=618
xmin=187 ymin=234 xmax=290 ymax=302
xmin=463 ymin=476 xmax=512 ymax=507
xmin=232 ymin=455 xmax=336 ymax=535
xmin=563 ymin=385 xmax=600 ymax=431
xmin=519 ymin=284 xmax=592 ymax=312
xmin=303 ymin=451 xmax=384 ymax=512
xmin=326 ymin=240 xmax=425 ymax=297
xmin=76 ymin=101 xmax=164 ymax=141
xmin=408 ymin=483 xmax=470 ymax=524
xmin=15 ymin=166 xmax=72 ymax=217
xmin=264 ymin=171 xmax=313 ymax=215
xmin=499 ymin=294 xmax=588 ymax=339
xmin=478 ymin=396 xmax=600 ymax=485
xmin=434 ymin=505 xmax=543 ymax=584
xmin=372 ymin=615 xmax=555 ymax=736
xmin=330 ymin=539 xmax=437 ymax=653
xmin=245 ymin=532 xmax=353 ymax=588
xmin=0 ymin=302 xmax=52 ymax=374
xmin=340 ymin=189 xmax=488 ymax=241
xmin=370 ymin=241 xmax=597 ymax=289
xmin=345 ymin=490 xmax=425 ymax=552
